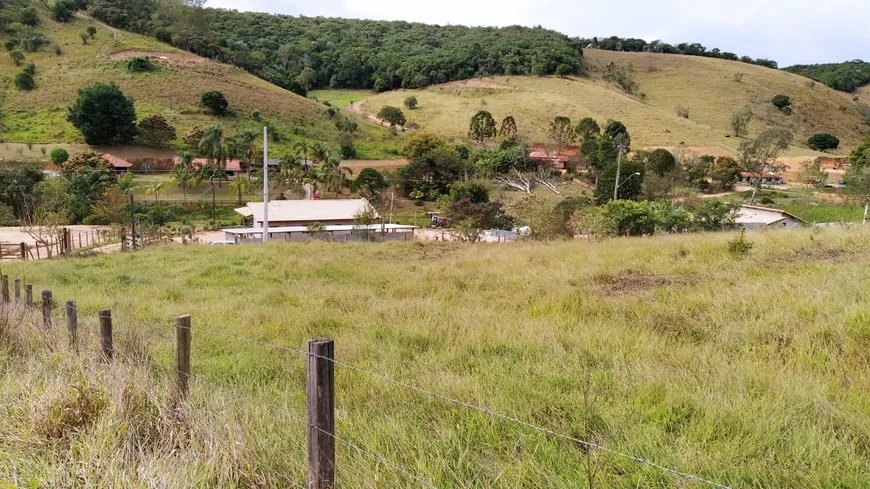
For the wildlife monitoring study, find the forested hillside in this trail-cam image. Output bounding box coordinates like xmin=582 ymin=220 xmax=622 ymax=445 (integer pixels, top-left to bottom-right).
xmin=784 ymin=60 xmax=870 ymax=93
xmin=86 ymin=0 xmax=585 ymax=94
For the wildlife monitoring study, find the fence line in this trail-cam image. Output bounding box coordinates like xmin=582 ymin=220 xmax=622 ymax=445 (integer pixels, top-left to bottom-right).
xmin=179 ymin=326 xmax=732 ymax=489
xmin=3 ymin=275 xmax=733 ymax=489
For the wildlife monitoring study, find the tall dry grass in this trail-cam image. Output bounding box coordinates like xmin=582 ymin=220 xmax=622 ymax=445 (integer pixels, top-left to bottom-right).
xmin=2 ymin=226 xmax=870 ymax=487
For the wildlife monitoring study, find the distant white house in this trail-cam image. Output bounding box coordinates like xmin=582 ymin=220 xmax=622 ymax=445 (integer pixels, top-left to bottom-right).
xmin=735 ymin=205 xmax=805 ymax=230
xmin=235 ymin=199 xmax=379 ymax=228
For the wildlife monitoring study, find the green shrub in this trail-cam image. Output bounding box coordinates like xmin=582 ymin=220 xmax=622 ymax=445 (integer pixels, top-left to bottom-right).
xmin=807 ymin=133 xmax=840 ymax=151
xmin=9 ymin=49 xmax=24 ymax=66
xmin=19 ymin=7 xmax=39 ymax=27
xmin=51 ymin=0 xmax=76 ymax=22
xmin=14 ymin=72 xmax=35 ymax=91
xmin=125 ymin=56 xmax=156 ymax=73
xmin=201 ymin=91 xmax=229 ymax=115
xmin=726 ymin=229 xmax=753 ymax=258
xmin=772 ymin=94 xmax=792 ymax=111
xmin=22 ymin=61 xmax=35 ymax=76
xmin=404 ymin=96 xmax=418 ymax=109
xmin=50 ymin=148 xmax=70 ymax=164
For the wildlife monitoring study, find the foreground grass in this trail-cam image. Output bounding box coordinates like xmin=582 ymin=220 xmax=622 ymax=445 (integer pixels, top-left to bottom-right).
xmin=2 ymin=227 xmax=870 ymax=487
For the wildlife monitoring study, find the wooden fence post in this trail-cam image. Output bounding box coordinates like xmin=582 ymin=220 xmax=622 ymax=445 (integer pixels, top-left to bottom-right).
xmin=66 ymin=301 xmax=78 ymax=349
xmin=13 ymin=279 xmax=20 ymax=305
xmin=1 ymin=275 xmax=8 ymax=304
xmin=19 ymin=242 xmax=26 ymax=261
xmin=41 ymin=290 xmax=52 ymax=328
xmin=99 ymin=309 xmax=113 ymax=362
xmin=24 ymin=284 xmax=32 ymax=309
xmin=175 ymin=314 xmax=191 ymax=400
xmin=307 ymin=338 xmax=335 ymax=489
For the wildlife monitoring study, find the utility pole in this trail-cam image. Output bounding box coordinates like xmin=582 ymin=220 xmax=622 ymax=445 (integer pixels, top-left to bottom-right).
xmin=128 ymin=192 xmax=136 ymax=250
xmin=613 ymin=148 xmax=623 ymax=202
xmin=262 ymin=126 xmax=269 ymax=243
xmin=389 ymin=191 xmax=394 ymax=225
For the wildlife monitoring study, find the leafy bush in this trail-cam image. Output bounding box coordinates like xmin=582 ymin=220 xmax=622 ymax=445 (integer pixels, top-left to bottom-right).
xmin=21 ymin=61 xmax=35 ymax=76
xmin=201 ymin=91 xmax=229 ymax=115
xmin=403 ymin=96 xmax=418 ymax=109
xmin=19 ymin=7 xmax=38 ymax=26
xmin=13 ymin=72 xmax=34 ymax=91
xmin=9 ymin=49 xmax=24 ymax=66
xmin=125 ymin=56 xmax=156 ymax=73
xmin=647 ymin=149 xmax=676 ymax=176
xmin=807 ymin=133 xmax=840 ymax=151
xmin=50 ymin=148 xmax=70 ymax=165
xmin=772 ymin=94 xmax=792 ymax=110
xmin=67 ymin=82 xmax=138 ymax=145
xmin=602 ymin=62 xmax=636 ymax=94
xmin=726 ymin=229 xmax=753 ymax=258
xmin=377 ymin=106 xmax=406 ymax=126
xmin=52 ymin=0 xmax=76 ymax=22
xmin=137 ymin=115 xmax=177 ymax=147
xmin=448 ymin=181 xmax=489 ymax=204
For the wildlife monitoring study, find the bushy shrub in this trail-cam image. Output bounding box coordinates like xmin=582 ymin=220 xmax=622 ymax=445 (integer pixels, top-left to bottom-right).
xmin=125 ymin=56 xmax=156 ymax=73
xmin=404 ymin=96 xmax=418 ymax=109
xmin=50 ymin=148 xmax=70 ymax=165
xmin=772 ymin=94 xmax=792 ymax=112
xmin=51 ymin=0 xmax=76 ymax=22
xmin=807 ymin=133 xmax=840 ymax=151
xmin=14 ymin=72 xmax=35 ymax=91
xmin=201 ymin=91 xmax=229 ymax=115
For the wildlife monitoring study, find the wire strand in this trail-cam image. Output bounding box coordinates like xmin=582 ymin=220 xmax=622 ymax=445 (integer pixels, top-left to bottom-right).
xmin=180 ymin=326 xmax=731 ymax=489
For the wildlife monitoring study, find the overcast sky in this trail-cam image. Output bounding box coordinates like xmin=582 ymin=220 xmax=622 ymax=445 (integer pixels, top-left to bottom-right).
xmin=205 ymin=0 xmax=868 ymax=67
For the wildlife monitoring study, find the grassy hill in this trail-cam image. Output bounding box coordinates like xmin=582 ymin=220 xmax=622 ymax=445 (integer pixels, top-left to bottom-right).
xmin=360 ymin=49 xmax=870 ymax=155
xmin=2 ymin=227 xmax=870 ymax=486
xmin=0 ymin=12 xmax=402 ymax=160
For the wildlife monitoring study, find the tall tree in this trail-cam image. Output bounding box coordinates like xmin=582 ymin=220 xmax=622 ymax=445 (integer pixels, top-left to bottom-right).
xmin=170 ymin=162 xmax=197 ymax=204
xmin=145 ymin=182 xmax=164 ymax=203
xmin=739 ymin=129 xmax=793 ymax=203
xmin=729 ymin=106 xmax=753 ymax=137
xmin=469 ymin=110 xmax=497 ymax=144
xmin=499 ymin=116 xmax=518 ymax=141
xmin=228 ymin=175 xmax=251 ymax=205
xmin=199 ymin=125 xmax=225 ymax=166
xmin=549 ymin=116 xmax=575 ymax=150
xmin=67 ymin=83 xmax=138 ymax=145
xmin=575 ymin=117 xmax=600 ymax=141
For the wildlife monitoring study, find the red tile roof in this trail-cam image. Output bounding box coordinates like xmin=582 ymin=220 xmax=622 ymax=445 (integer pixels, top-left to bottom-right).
xmin=174 ymin=157 xmax=243 ymax=172
xmin=740 ymin=172 xmax=781 ymax=179
xmin=102 ymin=154 xmax=133 ymax=168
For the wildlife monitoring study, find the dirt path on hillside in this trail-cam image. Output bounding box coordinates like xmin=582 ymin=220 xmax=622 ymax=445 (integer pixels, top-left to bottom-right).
xmin=348 ymin=99 xmax=392 ymax=127
xmin=106 ymin=50 xmax=209 ymax=65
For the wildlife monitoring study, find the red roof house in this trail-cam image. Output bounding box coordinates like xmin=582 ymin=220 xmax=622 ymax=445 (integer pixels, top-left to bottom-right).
xmin=102 ymin=154 xmax=133 ymax=175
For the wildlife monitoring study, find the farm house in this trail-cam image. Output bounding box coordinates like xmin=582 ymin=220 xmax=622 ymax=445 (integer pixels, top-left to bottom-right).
xmin=735 ymin=205 xmax=805 ymax=230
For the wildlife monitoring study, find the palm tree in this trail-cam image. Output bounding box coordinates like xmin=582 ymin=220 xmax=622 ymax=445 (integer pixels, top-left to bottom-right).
xmin=235 ymin=128 xmax=260 ymax=168
xmin=310 ymin=142 xmax=331 ymax=164
xmin=170 ymin=163 xmax=197 ymax=204
xmin=199 ymin=125 xmax=225 ymax=167
xmin=228 ymin=175 xmax=252 ymax=205
xmin=321 ymin=156 xmax=353 ymax=194
xmin=197 ymin=164 xmax=227 ymax=222
xmin=177 ymin=150 xmax=195 ymax=170
xmin=145 ymin=182 xmax=165 ymax=203
xmin=294 ymin=141 xmax=312 ymax=165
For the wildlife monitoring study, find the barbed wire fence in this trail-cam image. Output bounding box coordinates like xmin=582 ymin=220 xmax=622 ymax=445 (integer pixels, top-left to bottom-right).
xmin=0 ymin=273 xmax=734 ymax=489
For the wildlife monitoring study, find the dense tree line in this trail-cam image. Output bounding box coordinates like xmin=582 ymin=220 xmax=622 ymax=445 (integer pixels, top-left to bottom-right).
xmin=784 ymin=60 xmax=870 ymax=93
xmin=87 ymin=0 xmax=585 ymax=94
xmin=579 ymin=36 xmax=778 ymax=69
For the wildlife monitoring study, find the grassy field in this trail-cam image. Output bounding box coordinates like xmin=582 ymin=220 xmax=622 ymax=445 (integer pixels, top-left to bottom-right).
xmin=2 ymin=227 xmax=870 ymax=487
xmin=360 ymin=49 xmax=869 ymax=155
xmin=310 ymin=89 xmax=376 ymax=108
xmin=0 ymin=12 xmax=403 ymax=160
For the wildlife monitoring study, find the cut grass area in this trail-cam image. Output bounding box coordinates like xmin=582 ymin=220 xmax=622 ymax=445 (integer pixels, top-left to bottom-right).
xmin=363 ymin=49 xmax=868 ymax=154
xmin=2 ymin=227 xmax=870 ymax=487
xmin=309 ymin=89 xmax=375 ymax=108
xmin=0 ymin=13 xmax=403 ymax=160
